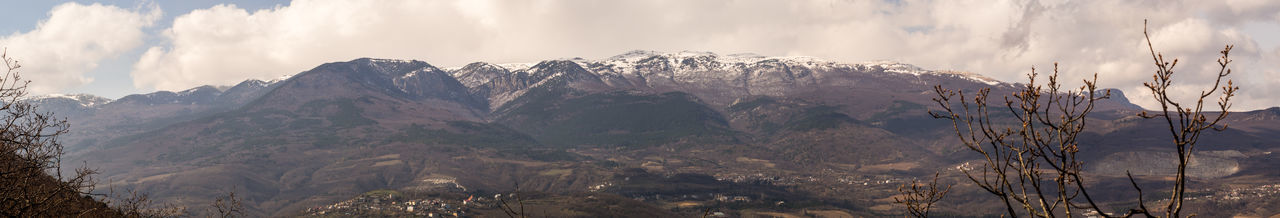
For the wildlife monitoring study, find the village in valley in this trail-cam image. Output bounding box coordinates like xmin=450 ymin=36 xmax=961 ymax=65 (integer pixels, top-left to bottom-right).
xmin=303 ymin=190 xmax=482 ymax=217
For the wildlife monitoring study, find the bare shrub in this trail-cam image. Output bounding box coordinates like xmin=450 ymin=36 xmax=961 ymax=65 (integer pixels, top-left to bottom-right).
xmin=902 ymin=20 xmax=1238 ymax=218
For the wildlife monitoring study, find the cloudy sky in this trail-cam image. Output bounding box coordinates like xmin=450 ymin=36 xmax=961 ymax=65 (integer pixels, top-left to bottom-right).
xmin=1 ymin=0 xmax=1278 ymax=110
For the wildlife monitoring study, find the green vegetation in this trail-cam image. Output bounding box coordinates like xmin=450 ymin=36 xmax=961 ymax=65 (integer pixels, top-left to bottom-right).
xmin=362 ymin=189 xmax=403 ymax=198
xmin=727 ymin=97 xmax=778 ymax=112
xmin=492 ymin=81 xmax=570 ymax=115
xmin=868 ymin=100 xmax=926 ymax=120
xmin=728 ymin=97 xmax=860 ymax=134
xmin=783 ymin=105 xmax=857 ymax=131
xmin=310 ymin=133 xmax=345 ymax=148
xmin=196 ymin=109 xmax=295 ymax=138
xmin=288 ymin=118 xmax=325 ymax=129
xmin=603 ymin=169 xmax=834 ymax=211
xmin=865 ymin=100 xmax=949 ymax=136
xmin=156 ymin=143 xmax=222 ymax=162
xmin=392 ymin=121 xmax=587 ymax=161
xmin=393 ymin=121 xmax=539 ymax=148
xmin=495 ymin=148 xmax=583 ymax=162
xmin=238 ymin=137 xmax=288 ymax=149
xmin=500 ymin=90 xmax=734 ymax=147
xmin=301 ymin=98 xmax=377 ymax=128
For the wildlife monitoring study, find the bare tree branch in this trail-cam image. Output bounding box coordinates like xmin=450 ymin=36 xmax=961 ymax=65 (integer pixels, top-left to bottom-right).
xmin=917 ymin=20 xmax=1237 ymax=218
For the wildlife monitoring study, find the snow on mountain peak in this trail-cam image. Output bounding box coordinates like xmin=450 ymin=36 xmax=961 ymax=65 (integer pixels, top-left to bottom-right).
xmin=271 ymin=74 xmax=294 ymax=83
xmin=939 ymin=70 xmax=1003 ymax=86
xmin=447 ymin=51 xmax=1009 ymax=88
xmin=359 ymin=58 xmax=440 ymax=76
xmin=595 ymin=50 xmax=834 ymax=67
xmin=861 ymin=60 xmax=927 ymax=74
xmin=497 ymin=63 xmax=535 ymax=71
xmin=30 ymin=93 xmax=113 ymax=107
xmin=367 ymin=58 xmax=417 ymax=65
xmin=465 ymin=62 xmax=510 ymax=74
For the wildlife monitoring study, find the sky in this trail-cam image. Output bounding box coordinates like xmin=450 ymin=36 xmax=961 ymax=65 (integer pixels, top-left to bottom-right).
xmin=0 ymin=0 xmax=1278 ymax=110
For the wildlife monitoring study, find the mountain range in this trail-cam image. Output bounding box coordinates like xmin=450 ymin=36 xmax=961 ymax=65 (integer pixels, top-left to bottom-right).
xmin=35 ymin=51 xmax=1280 ymax=216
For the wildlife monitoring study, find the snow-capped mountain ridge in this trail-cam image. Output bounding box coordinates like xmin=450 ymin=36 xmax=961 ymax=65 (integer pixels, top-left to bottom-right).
xmin=446 ymin=50 xmax=1005 ymax=88
xmin=31 ymin=76 xmax=286 ymax=113
xmin=432 ymin=50 xmax=1021 ymax=110
xmin=575 ymin=50 xmax=1006 ymax=91
xmin=37 ymin=52 xmax=1014 ymax=116
xmin=29 ymin=93 xmax=113 ymax=107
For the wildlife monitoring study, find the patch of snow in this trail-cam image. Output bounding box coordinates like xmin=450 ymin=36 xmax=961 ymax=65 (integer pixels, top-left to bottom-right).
xmin=402 ymin=70 xmax=419 ymax=79
xmin=672 ymin=50 xmax=716 ymax=58
xmin=213 ymin=85 xmax=232 ymax=92
xmin=496 ymin=63 xmax=534 ymax=71
xmin=771 ymin=56 xmax=825 ymax=63
xmin=860 ymin=60 xmax=928 ymax=75
xmin=369 ymin=58 xmax=414 ymax=64
xmin=943 ymin=71 xmax=1003 ymax=85
xmin=473 ymin=51 xmax=1009 ymax=97
xmin=271 ymin=74 xmax=294 ymax=83
xmin=468 ymin=62 xmax=507 ymax=72
xmin=240 ymin=79 xmax=269 ymax=88
xmin=442 ymin=66 xmax=464 ymax=72
xmin=177 ymin=86 xmax=217 ymax=96
xmin=29 ymin=93 xmax=113 ymax=107
xmin=38 ymin=93 xmax=72 ymax=99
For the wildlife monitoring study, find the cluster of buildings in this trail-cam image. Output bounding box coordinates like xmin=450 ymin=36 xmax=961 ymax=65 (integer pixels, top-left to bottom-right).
xmin=714 ymin=172 xmax=818 ymax=186
xmin=587 ymin=181 xmax=613 ymax=192
xmin=714 ymin=171 xmax=917 ymax=188
xmin=624 ymin=192 xmax=755 ymax=203
xmin=713 ymin=194 xmax=753 ymax=202
xmin=1192 ymin=183 xmax=1280 ymax=201
xmin=304 ymin=192 xmax=485 ymax=217
xmin=835 ymin=175 xmax=908 ymax=187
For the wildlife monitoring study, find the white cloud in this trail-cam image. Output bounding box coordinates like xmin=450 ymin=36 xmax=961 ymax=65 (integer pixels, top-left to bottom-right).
xmin=0 ymin=2 xmax=159 ymax=94
xmin=132 ymin=0 xmax=1280 ymax=110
